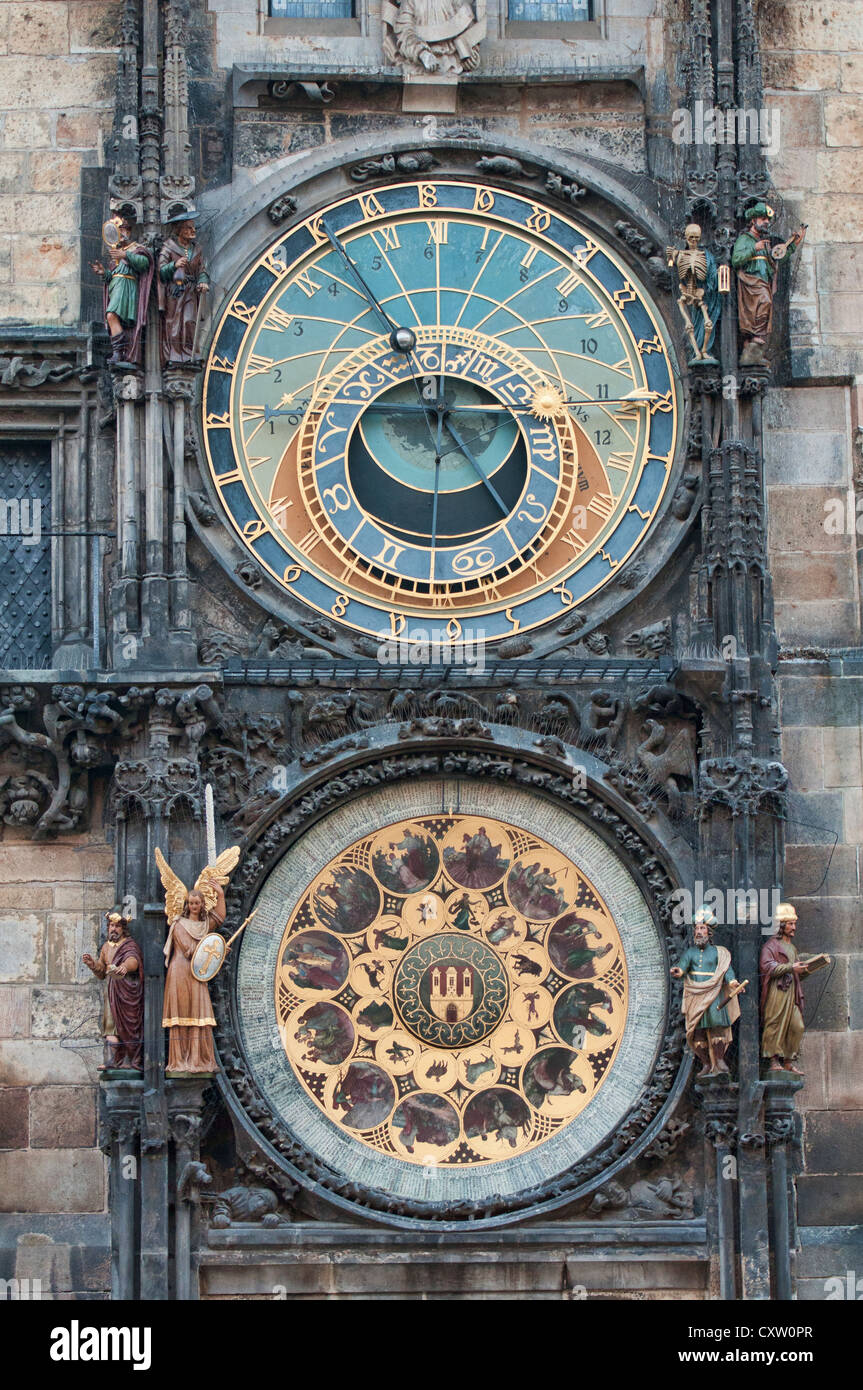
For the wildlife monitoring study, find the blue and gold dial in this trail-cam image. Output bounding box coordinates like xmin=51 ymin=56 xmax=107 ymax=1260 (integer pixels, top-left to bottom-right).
xmin=203 ymin=180 xmax=680 ymax=646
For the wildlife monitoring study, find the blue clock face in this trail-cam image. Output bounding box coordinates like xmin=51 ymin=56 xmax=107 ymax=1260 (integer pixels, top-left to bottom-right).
xmin=202 ymin=180 xmax=680 ymax=646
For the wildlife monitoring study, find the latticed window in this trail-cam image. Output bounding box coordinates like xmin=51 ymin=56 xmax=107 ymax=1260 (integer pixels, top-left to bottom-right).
xmin=269 ymin=0 xmax=354 ymax=16
xmin=508 ymin=0 xmax=591 ymax=18
xmin=0 ymin=442 xmax=52 ymax=668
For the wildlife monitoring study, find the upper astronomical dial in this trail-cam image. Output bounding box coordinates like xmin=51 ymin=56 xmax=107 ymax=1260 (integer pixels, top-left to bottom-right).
xmin=203 ymin=180 xmax=680 ymax=645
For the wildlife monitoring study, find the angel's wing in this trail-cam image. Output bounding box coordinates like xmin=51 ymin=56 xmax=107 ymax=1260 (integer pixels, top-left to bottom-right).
xmin=194 ymin=845 xmax=240 ymax=912
xmin=154 ymin=847 xmax=188 ymax=925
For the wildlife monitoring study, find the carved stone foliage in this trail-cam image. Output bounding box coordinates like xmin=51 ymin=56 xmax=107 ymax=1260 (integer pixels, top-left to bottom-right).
xmin=200 ymin=711 xmax=292 ymax=833
xmin=112 ymin=685 xmax=223 ymax=818
xmin=698 ymin=756 xmax=788 ymax=820
xmin=0 ymin=354 xmax=79 ymax=388
xmin=0 ymin=684 xmax=151 ymax=838
xmin=210 ymin=745 xmax=688 ymax=1226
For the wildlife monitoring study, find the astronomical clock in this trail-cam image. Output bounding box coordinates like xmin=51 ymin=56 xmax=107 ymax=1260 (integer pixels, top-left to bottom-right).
xmin=204 ymin=176 xmax=684 ymax=1226
xmin=202 ymin=179 xmax=680 ymax=648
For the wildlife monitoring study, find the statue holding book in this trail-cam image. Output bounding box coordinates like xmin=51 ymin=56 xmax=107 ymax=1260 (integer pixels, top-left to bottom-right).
xmin=760 ymin=903 xmax=830 ymax=1074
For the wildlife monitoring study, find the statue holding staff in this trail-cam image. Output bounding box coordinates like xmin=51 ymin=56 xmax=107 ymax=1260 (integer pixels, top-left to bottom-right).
xmin=155 ymin=845 xmax=240 ymax=1075
xmin=157 ymin=208 xmax=210 ymax=366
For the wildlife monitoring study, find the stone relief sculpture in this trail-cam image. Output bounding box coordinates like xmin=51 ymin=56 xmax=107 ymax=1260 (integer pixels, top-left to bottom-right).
xmin=155 ymin=845 xmax=240 ymax=1075
xmin=383 ymin=0 xmax=484 ymax=74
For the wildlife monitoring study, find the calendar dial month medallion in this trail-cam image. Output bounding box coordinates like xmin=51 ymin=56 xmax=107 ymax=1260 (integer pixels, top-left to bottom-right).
xmin=203 ymin=179 xmax=680 ymax=646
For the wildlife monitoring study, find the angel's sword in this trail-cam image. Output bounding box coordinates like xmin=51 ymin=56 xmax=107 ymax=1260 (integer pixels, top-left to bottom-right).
xmin=204 ymin=782 xmax=217 ymax=867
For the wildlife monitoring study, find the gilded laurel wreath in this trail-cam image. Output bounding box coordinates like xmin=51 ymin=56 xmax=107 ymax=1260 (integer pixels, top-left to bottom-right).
xmin=154 ymin=845 xmax=241 ymax=923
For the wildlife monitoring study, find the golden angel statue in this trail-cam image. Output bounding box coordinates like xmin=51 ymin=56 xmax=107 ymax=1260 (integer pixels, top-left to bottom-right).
xmin=155 ymin=845 xmax=240 ymax=1075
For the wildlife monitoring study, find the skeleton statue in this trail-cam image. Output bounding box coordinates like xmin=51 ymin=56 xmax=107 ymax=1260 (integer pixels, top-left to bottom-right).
xmin=666 ymin=224 xmax=721 ymax=365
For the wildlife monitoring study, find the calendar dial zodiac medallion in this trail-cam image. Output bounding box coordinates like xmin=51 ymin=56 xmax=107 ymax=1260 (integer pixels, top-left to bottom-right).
xmin=203 ymin=179 xmax=680 ymax=646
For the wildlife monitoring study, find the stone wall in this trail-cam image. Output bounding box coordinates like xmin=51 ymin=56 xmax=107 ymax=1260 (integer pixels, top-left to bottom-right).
xmin=0 ymin=0 xmax=118 ymax=326
xmin=761 ymin=5 xmax=863 ymax=1301
xmin=0 ymin=836 xmax=113 ymax=1299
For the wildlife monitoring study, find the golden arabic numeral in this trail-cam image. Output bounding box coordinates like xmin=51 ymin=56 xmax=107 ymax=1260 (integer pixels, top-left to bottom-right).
xmin=504 ymin=607 xmax=521 ymax=633
xmin=389 ymin=611 xmax=407 ymax=637
xmin=242 ymin=519 xmax=268 ymax=542
xmin=322 ymin=484 xmax=351 ymax=514
xmin=360 ymin=193 xmax=386 ymax=219
xmin=473 ymin=187 xmax=495 ymax=213
xmin=294 ymin=268 xmax=321 ymax=299
xmin=526 ymin=206 xmax=551 ymax=233
xmin=331 ymin=593 xmax=349 ymax=617
xmin=229 ymin=301 xmax=255 ymax=325
xmin=308 ymin=216 xmax=328 ymax=246
xmin=418 ymin=184 xmax=438 ymax=209
xmin=206 ymin=411 xmax=231 ymax=427
xmin=552 ymin=581 xmax=574 ymax=608
xmin=283 ymin=564 xmax=302 ymax=583
xmin=216 ymin=467 xmax=243 ymax=485
xmin=262 ymin=248 xmax=288 ymax=278
xmin=446 ymin=618 xmax=462 ymax=641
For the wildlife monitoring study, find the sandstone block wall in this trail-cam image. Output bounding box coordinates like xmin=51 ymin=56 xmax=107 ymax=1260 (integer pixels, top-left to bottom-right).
xmin=0 ymin=0 xmax=118 ymax=325
xmin=0 ymin=838 xmax=113 ymax=1298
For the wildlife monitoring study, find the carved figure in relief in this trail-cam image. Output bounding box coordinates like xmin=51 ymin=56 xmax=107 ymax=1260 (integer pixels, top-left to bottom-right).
xmin=385 ymin=0 xmax=483 ymax=74
xmin=671 ymin=908 xmax=745 ymax=1077
xmin=155 ymin=845 xmax=240 ymax=1074
xmin=666 ymin=223 xmax=721 ymax=364
xmin=760 ymin=903 xmax=829 ymax=1073
xmin=91 ymin=214 xmax=154 ymax=367
xmin=82 ymin=910 xmax=144 ymax=1070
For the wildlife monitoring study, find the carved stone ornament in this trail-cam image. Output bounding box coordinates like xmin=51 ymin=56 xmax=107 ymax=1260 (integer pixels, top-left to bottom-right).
xmin=382 ymin=0 xmax=485 ymax=75
xmin=210 ymin=741 xmax=689 ymax=1228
